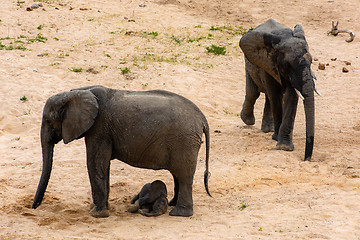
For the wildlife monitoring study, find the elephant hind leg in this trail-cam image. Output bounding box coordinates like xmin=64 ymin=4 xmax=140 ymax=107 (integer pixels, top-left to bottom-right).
xmin=169 ymin=169 xmax=195 ymax=217
xmin=261 ymin=95 xmax=274 ymax=133
xmin=169 ymin=179 xmax=193 ymax=217
xmin=168 ymin=153 xmax=197 ymax=217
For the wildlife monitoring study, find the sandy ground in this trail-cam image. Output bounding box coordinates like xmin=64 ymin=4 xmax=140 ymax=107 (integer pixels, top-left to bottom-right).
xmin=0 ymin=0 xmax=360 ymax=239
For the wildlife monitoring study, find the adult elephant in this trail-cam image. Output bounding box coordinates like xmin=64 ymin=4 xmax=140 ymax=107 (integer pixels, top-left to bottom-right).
xmin=239 ymin=19 xmax=319 ymax=161
xmin=32 ymin=85 xmax=211 ymax=217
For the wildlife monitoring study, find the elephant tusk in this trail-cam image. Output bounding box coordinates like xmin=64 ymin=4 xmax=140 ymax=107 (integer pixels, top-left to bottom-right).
xmin=311 ymin=72 xmax=317 ymax=81
xmin=314 ymin=87 xmax=322 ymax=96
xmin=295 ymin=88 xmax=305 ymax=100
xmin=311 ymin=77 xmax=321 ymax=96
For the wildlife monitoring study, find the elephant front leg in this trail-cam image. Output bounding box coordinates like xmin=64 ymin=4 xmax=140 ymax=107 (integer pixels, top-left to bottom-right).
xmin=86 ymin=138 xmax=112 ymax=218
xmin=276 ymin=87 xmax=298 ymax=151
xmin=240 ymin=70 xmax=260 ymax=126
xmin=169 ymin=174 xmax=179 ymax=206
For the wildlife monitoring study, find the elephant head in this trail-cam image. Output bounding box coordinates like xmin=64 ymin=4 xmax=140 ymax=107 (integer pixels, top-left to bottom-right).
xmin=239 ymin=19 xmax=316 ymax=160
xmin=32 ymin=90 xmax=99 ymax=209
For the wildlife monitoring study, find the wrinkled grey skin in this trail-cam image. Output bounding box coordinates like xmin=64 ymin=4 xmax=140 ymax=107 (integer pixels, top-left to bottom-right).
xmin=239 ymin=19 xmax=316 ymax=161
xmin=32 ymin=85 xmax=211 ymax=218
xmin=128 ymin=180 xmax=168 ymax=217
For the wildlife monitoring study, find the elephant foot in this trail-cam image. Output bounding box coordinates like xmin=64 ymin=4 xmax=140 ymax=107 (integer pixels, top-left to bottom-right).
xmin=261 ymin=121 xmax=274 ymax=133
xmin=90 ymin=206 xmax=110 ymax=218
xmin=169 ymin=205 xmax=193 ymax=217
xmin=127 ymin=204 xmax=139 ymax=213
xmin=240 ymin=110 xmax=255 ymax=126
xmin=276 ymin=142 xmax=294 ymax=151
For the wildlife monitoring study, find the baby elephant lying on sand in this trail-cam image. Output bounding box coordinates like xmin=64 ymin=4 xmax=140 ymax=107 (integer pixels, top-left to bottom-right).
xmin=128 ymin=180 xmax=168 ymax=217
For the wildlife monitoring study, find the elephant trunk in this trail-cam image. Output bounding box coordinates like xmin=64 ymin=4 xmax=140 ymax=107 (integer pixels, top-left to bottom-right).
xmin=303 ymin=81 xmax=315 ymax=161
xmin=32 ymin=124 xmax=55 ymax=209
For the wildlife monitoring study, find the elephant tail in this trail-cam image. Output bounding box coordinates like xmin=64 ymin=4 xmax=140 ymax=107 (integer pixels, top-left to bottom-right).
xmin=203 ymin=123 xmax=212 ymax=198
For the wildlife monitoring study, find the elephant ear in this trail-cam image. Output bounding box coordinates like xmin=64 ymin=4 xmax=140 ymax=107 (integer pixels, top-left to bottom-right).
xmin=293 ymin=24 xmax=306 ymax=40
xmin=62 ymin=90 xmax=99 ymax=144
xmin=239 ymin=29 xmax=282 ymax=85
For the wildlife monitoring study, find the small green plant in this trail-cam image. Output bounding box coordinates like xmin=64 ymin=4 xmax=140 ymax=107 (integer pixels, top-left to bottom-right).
xmin=171 ymin=35 xmax=182 ymax=44
xmin=141 ymin=83 xmax=149 ymax=87
xmin=209 ymin=25 xmax=248 ymax=35
xmin=0 ymin=42 xmax=27 ymax=51
xmin=88 ymin=18 xmax=95 ymax=21
xmin=105 ymin=53 xmax=111 ymax=58
xmin=187 ymin=36 xmax=205 ymax=43
xmin=37 ymin=24 xmax=44 ymax=30
xmin=15 ymin=136 xmax=21 ymax=141
xmin=275 ymin=230 xmax=284 ymax=233
xmin=20 ymin=96 xmax=28 ymax=102
xmin=121 ymin=67 xmax=131 ymax=74
xmin=239 ymin=200 xmax=248 ymax=211
xmin=69 ymin=67 xmax=83 ymax=72
xmin=194 ymin=25 xmax=202 ymax=28
xmin=206 ymin=44 xmax=226 ymax=55
xmin=17 ymin=0 xmax=25 ymax=6
xmin=28 ymin=33 xmax=47 ymax=43
xmin=50 ymin=62 xmax=61 ymax=66
xmin=259 ymin=227 xmax=263 ymax=231
xmin=223 ymin=107 xmax=232 ymax=115
xmin=145 ymin=31 xmax=159 ymax=38
xmin=109 ymin=30 xmax=122 ymax=34
xmin=57 ymin=53 xmax=69 ymax=58
xmin=54 ymin=37 xmax=59 ymax=41
xmin=209 ymin=26 xmax=220 ymax=31
xmin=24 ymin=109 xmax=31 ymax=115
xmin=0 ymin=37 xmax=14 ymax=41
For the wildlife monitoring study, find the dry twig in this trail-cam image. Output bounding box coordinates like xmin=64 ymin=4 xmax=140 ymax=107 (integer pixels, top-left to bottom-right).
xmin=328 ymin=21 xmax=355 ymax=42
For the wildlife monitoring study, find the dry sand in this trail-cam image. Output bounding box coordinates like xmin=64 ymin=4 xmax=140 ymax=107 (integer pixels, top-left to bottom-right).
xmin=0 ymin=0 xmax=359 ymax=239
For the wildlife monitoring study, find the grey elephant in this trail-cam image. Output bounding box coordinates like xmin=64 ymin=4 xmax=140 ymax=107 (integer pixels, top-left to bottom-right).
xmin=32 ymin=85 xmax=211 ymax=217
xmin=128 ymin=180 xmax=168 ymax=217
xmin=239 ymin=19 xmax=319 ymax=161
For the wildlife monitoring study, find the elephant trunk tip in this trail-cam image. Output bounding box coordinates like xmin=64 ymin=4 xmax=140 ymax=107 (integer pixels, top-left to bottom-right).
xmin=32 ymin=202 xmax=40 ymax=209
xmin=304 ymin=136 xmax=314 ymax=161
xmin=32 ymin=191 xmax=45 ymax=209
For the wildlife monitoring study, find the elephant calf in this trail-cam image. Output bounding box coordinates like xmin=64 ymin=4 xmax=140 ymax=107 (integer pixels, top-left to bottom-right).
xmin=239 ymin=19 xmax=319 ymax=161
xmin=128 ymin=180 xmax=168 ymax=217
xmin=32 ymin=85 xmax=211 ymax=218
